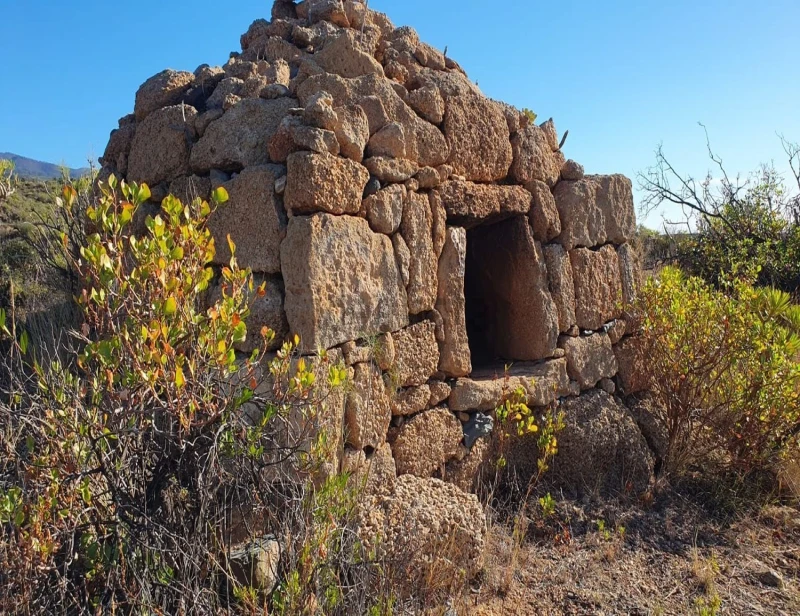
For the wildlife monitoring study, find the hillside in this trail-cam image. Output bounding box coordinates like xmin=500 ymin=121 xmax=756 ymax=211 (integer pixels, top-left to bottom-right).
xmin=0 ymin=152 xmax=89 ymax=180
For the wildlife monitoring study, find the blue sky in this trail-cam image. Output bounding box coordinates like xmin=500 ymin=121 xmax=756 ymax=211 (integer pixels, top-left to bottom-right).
xmin=1 ymin=0 xmax=798 ymax=227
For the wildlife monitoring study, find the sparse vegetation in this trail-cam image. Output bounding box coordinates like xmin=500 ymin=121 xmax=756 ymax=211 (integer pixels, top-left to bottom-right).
xmin=0 ymin=159 xmax=15 ymax=203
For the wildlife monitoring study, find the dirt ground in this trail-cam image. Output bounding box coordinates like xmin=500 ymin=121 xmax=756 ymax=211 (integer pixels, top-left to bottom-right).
xmin=464 ymin=478 xmax=800 ymax=615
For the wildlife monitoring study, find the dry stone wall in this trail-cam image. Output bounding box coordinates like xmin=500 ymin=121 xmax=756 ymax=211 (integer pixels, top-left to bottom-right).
xmin=100 ymin=0 xmax=652 ymax=570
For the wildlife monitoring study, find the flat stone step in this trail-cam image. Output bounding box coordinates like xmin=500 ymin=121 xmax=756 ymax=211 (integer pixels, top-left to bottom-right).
xmin=449 ymin=358 xmax=573 ymax=412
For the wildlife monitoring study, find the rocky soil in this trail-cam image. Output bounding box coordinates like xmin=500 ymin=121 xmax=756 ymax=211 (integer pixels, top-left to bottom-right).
xmin=469 ymin=484 xmax=800 ymax=616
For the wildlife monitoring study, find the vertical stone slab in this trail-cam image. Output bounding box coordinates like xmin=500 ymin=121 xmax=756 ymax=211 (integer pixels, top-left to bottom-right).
xmin=543 ymin=243 xmax=577 ymax=333
xmin=209 ymin=164 xmax=287 ymax=273
xmin=617 ymin=242 xmax=642 ymax=308
xmin=435 ymin=227 xmax=471 ymax=377
xmin=527 ymin=179 xmax=562 ymax=242
xmin=281 ymin=214 xmax=409 ymax=352
xmin=345 ymin=362 xmax=391 ymax=450
xmin=594 ymin=174 xmax=635 ymax=245
xmin=569 ymin=245 xmax=623 ymax=331
xmin=400 ymin=191 xmax=437 ymax=314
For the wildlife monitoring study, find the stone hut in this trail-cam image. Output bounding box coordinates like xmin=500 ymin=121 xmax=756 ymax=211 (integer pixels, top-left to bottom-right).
xmin=100 ymin=0 xmax=654 ymax=574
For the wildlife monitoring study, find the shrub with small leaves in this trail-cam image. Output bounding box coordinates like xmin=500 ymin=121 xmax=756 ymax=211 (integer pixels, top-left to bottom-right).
xmin=635 ymin=266 xmax=800 ymax=475
xmin=0 ymin=177 xmax=373 ymax=614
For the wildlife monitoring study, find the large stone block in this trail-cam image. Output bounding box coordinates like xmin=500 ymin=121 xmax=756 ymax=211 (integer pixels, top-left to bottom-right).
xmin=527 ymin=179 xmax=561 ymax=242
xmin=284 ymin=151 xmax=369 ymax=216
xmin=364 ymin=184 xmax=405 ymax=234
xmin=191 ymin=97 xmax=297 ymax=172
xmin=442 ymin=91 xmax=513 ymax=182
xmin=510 ymin=122 xmax=565 ymax=188
xmin=445 ymin=438 xmax=489 ymax=493
xmin=332 ymin=103 xmax=370 ymax=163
xmin=208 ymin=274 xmax=288 ymax=353
xmin=465 ymin=216 xmax=558 ymax=362
xmin=554 ymin=175 xmax=635 ymax=249
xmin=363 ymin=156 xmax=418 ymax=182
xmin=134 ymin=69 xmax=195 ymax=121
xmin=392 ymin=321 xmax=439 ymax=388
xmin=432 ymin=180 xmax=531 ymax=229
xmin=406 ymin=85 xmax=444 ymax=124
xmin=435 ymin=227 xmax=471 ymax=377
xmin=168 ymin=175 xmax=212 ymax=204
xmin=345 ymin=362 xmax=391 ymax=450
xmin=543 ymin=243 xmax=577 ymax=333
xmin=570 ymin=245 xmax=622 ymax=331
xmin=391 ymin=385 xmax=431 ymax=417
xmin=356 ymin=475 xmax=485 ymax=597
xmin=281 ymin=214 xmax=408 ymax=352
xmin=208 ymin=165 xmax=287 ymax=273
xmin=128 ymin=105 xmax=197 ymax=187
xmin=314 ymin=29 xmax=384 ymax=78
xmin=391 ymin=407 xmax=463 ymax=478
xmin=553 ymin=178 xmax=605 ymax=250
xmin=400 ymin=191 xmax=437 ymax=314
xmin=559 ymin=333 xmax=618 ymax=390
xmin=100 ymin=123 xmax=136 ymax=174
xmin=595 ymin=174 xmax=636 ymax=245
xmin=550 ymin=390 xmax=654 ymax=497
xmin=307 ymin=0 xmax=350 ymax=27
xmin=343 ymin=442 xmax=397 ymax=496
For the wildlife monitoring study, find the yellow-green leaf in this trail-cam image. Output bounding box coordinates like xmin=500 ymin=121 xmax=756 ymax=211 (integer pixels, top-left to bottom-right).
xmin=163 ymin=297 xmax=178 ymax=316
xmin=175 ymin=366 xmax=186 ymax=388
xmin=212 ymin=186 xmax=229 ymax=205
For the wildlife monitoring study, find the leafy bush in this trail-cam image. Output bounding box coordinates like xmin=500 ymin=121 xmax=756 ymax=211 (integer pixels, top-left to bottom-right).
xmin=633 ymin=266 xmax=800 ymax=475
xmin=640 ymin=137 xmax=800 ymax=294
xmin=0 ymin=178 xmax=384 ymax=614
xmin=678 ymin=179 xmax=800 ymax=294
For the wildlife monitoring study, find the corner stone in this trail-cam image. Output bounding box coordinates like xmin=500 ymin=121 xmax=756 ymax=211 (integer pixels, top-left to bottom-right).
xmin=281 ymin=214 xmax=408 ymax=352
xmin=208 ymin=164 xmax=287 ymax=273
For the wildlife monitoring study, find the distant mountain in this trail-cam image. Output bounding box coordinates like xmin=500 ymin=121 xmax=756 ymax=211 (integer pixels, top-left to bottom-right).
xmin=0 ymin=152 xmax=90 ymax=180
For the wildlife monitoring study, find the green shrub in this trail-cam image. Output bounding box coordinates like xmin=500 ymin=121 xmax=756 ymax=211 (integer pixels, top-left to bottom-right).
xmin=634 ymin=266 xmax=800 ymax=475
xmin=640 ymin=141 xmax=800 ymax=294
xmin=0 ymin=178 xmax=376 ymax=614
xmin=678 ymin=190 xmax=800 ymax=295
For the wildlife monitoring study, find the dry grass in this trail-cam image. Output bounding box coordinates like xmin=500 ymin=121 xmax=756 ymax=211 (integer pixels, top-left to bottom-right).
xmin=469 ymin=485 xmax=800 ymax=615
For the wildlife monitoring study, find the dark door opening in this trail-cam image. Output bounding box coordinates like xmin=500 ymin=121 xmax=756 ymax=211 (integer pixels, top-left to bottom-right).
xmin=464 ymin=216 xmax=557 ymax=368
xmin=464 ymin=226 xmax=499 ymax=369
